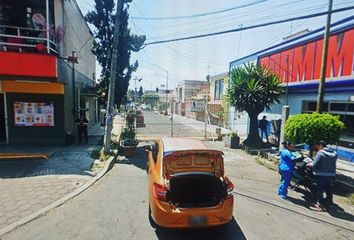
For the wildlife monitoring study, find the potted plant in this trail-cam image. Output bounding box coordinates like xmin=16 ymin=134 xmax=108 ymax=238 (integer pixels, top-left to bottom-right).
xmin=224 ymin=132 xmax=240 ymax=149
xmin=121 ymin=127 xmax=138 ymax=157
xmin=121 ymin=138 xmax=139 ymax=157
xmin=126 ymin=111 xmax=136 ymax=128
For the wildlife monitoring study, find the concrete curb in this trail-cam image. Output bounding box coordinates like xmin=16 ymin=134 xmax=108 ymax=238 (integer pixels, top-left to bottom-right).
xmin=0 ymin=155 xmax=116 ymax=237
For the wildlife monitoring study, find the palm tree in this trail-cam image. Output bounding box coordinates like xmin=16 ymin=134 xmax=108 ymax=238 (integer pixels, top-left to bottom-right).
xmin=227 ymin=63 xmax=285 ymax=148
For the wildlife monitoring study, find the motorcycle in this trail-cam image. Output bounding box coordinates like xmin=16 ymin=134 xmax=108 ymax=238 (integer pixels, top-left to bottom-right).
xmin=289 ymin=151 xmax=316 ymax=194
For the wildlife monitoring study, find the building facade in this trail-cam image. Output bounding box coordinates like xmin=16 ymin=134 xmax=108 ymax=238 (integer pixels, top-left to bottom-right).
xmin=174 ymin=80 xmax=209 ymax=118
xmin=0 ymin=0 xmax=97 ymax=145
xmin=208 ymin=72 xmax=228 ymax=126
xmin=229 ymin=17 xmax=354 ymax=145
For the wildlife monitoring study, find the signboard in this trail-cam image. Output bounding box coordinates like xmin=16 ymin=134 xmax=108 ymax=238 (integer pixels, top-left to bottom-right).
xmin=191 ymin=99 xmax=205 ymax=112
xmin=259 ymin=28 xmax=354 ymax=83
xmin=14 ymin=102 xmax=55 ymax=127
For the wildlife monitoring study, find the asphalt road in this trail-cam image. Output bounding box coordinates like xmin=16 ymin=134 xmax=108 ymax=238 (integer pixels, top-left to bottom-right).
xmin=2 ymin=112 xmax=354 ymax=240
xmin=137 ymin=111 xmax=207 ymax=138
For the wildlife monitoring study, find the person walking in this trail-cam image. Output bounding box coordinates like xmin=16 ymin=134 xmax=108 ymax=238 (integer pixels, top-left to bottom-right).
xmin=277 ymin=141 xmax=296 ymax=199
xmin=307 ymin=140 xmax=337 ymax=211
xmin=75 ymin=115 xmax=89 ymax=144
xmin=259 ymin=116 xmax=269 ymax=142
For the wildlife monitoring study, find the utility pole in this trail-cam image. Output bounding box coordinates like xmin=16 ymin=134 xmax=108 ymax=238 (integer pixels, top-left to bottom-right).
xmin=104 ymin=0 xmax=124 ymax=152
xmin=134 ymin=77 xmax=142 ymax=107
xmin=279 ymin=106 xmax=290 ymax=151
xmin=170 ymin=97 xmax=174 ymax=137
xmin=204 ymin=95 xmax=208 ymax=139
xmin=316 ymin=0 xmax=333 ymax=113
xmin=166 ymin=71 xmax=169 ymax=103
xmin=286 ymin=54 xmax=289 ymax=105
xmin=152 ymin=64 xmax=168 ymax=102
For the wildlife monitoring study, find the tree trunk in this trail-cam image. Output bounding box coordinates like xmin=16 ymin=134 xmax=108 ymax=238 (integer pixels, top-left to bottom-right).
xmin=243 ymin=111 xmax=264 ymax=148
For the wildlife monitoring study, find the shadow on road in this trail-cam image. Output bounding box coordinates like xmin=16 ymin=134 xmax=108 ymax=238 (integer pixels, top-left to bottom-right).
xmin=288 ymin=186 xmax=354 ymax=223
xmin=116 ymin=146 xmax=148 ymax=171
xmin=236 ymin=191 xmax=354 ymax=233
xmin=0 ymin=136 xmax=102 ymax=179
xmin=154 ymin=218 xmax=246 ymax=240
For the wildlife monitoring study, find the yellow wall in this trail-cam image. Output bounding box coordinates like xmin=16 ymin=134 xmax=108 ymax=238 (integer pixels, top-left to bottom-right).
xmin=209 ymin=73 xmax=229 ymax=101
xmin=2 ymin=81 xmax=64 ymax=94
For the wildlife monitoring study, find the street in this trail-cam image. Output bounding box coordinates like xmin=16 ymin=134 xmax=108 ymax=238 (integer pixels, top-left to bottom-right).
xmin=1 ymin=112 xmax=354 ymax=240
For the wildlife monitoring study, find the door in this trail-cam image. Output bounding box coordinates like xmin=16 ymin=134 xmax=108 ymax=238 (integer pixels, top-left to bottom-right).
xmin=0 ymin=94 xmax=6 ymax=144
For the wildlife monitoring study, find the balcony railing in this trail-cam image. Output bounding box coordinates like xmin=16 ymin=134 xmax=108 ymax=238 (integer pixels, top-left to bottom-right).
xmin=0 ymin=25 xmax=59 ymax=55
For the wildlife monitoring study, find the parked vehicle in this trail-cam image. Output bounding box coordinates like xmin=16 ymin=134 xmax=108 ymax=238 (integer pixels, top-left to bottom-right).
xmin=141 ymin=104 xmax=152 ymax=111
xmin=147 ymin=137 xmax=234 ymax=228
xmin=136 ymin=110 xmax=145 ymax=127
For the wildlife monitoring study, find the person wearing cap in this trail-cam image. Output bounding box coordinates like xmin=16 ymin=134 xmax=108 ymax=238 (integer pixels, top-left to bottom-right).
xmin=277 ymin=141 xmax=296 ymax=199
xmin=307 ymin=140 xmax=337 ymax=210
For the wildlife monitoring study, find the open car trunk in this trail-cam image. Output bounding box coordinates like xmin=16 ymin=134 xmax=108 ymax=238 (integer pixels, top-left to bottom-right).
xmin=167 ymin=173 xmax=227 ymax=208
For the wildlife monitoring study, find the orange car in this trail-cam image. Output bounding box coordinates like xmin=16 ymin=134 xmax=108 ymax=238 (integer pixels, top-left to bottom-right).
xmin=147 ymin=137 xmax=234 ymax=228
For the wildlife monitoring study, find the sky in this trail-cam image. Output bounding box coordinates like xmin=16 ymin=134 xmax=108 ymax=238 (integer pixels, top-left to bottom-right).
xmin=77 ymin=0 xmax=354 ymax=92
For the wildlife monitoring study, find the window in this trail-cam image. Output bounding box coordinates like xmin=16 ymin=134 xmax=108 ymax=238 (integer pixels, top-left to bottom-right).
xmin=214 ymin=80 xmax=224 ymax=100
xmin=330 ymin=103 xmax=354 ymax=112
xmin=302 ymin=101 xmax=328 ymax=113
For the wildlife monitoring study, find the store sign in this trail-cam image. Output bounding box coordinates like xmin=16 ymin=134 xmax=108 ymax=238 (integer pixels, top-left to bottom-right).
xmin=0 ymin=52 xmax=57 ymax=78
xmin=259 ymin=28 xmax=354 ymax=83
xmin=14 ymin=102 xmax=55 ymax=127
xmin=191 ymin=99 xmax=205 ymax=112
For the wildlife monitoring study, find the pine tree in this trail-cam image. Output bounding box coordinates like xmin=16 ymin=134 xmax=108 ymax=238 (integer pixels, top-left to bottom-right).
xmin=86 ymin=0 xmax=146 ymax=107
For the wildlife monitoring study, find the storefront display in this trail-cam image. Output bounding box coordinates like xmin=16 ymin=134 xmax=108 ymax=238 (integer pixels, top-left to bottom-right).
xmin=14 ymin=101 xmax=54 ymax=127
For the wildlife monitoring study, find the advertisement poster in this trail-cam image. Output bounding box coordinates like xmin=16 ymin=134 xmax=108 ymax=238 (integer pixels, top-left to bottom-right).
xmin=14 ymin=102 xmax=55 ymax=127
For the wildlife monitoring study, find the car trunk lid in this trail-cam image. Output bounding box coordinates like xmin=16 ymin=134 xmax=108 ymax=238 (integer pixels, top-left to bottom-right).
xmin=163 ymin=150 xmax=224 ymax=179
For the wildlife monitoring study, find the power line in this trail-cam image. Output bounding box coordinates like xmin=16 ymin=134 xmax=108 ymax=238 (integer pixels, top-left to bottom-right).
xmin=144 ymin=6 xmax=354 ymax=46
xmin=131 ymin=0 xmax=267 ymax=20
xmin=145 ymin=1 xmax=322 ymax=41
xmin=146 ymin=4 xmax=328 ymax=42
xmin=130 ymin=4 xmax=214 ymax=82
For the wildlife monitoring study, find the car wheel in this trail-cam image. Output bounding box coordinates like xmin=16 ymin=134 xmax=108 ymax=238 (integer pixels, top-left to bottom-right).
xmin=149 ymin=205 xmax=158 ymax=228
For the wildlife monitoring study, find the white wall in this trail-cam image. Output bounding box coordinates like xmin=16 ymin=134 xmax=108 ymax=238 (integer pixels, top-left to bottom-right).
xmin=60 ymin=0 xmax=95 ymax=80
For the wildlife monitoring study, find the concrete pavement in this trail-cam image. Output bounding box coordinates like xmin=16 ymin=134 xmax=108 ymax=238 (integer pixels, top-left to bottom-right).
xmin=0 ymin=117 xmax=122 ymax=234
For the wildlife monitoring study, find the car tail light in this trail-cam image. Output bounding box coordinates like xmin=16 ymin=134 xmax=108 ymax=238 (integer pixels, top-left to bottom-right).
xmin=226 ymin=181 xmax=234 ymax=198
xmin=153 ymin=183 xmax=168 ymax=202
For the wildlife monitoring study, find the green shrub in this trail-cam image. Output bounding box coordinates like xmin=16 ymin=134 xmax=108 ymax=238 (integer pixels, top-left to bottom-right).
xmin=285 ymin=113 xmax=345 ymax=148
xmin=121 ymin=127 xmax=136 ymax=140
xmin=158 ymin=102 xmax=170 ymax=111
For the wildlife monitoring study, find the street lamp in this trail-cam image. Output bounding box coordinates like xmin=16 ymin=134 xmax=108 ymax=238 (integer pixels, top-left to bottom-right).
xmin=67 ymin=51 xmax=79 ymax=116
xmin=134 ymin=77 xmax=142 ymax=107
xmin=152 ymin=64 xmax=169 ymax=102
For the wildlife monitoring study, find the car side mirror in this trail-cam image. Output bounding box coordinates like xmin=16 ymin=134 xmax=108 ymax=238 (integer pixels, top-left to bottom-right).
xmin=144 ymin=145 xmax=153 ymax=152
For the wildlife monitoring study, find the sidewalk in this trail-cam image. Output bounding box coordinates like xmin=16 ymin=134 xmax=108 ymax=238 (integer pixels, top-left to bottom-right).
xmin=336 ymin=160 xmax=354 ymax=187
xmin=0 ymin=117 xmax=122 ymax=232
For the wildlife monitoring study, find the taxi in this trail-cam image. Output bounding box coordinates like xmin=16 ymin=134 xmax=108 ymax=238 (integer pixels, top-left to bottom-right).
xmin=147 ymin=137 xmax=234 ymax=228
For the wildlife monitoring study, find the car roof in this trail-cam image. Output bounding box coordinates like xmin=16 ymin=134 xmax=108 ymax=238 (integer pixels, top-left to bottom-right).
xmin=161 ymin=137 xmax=207 ymax=153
